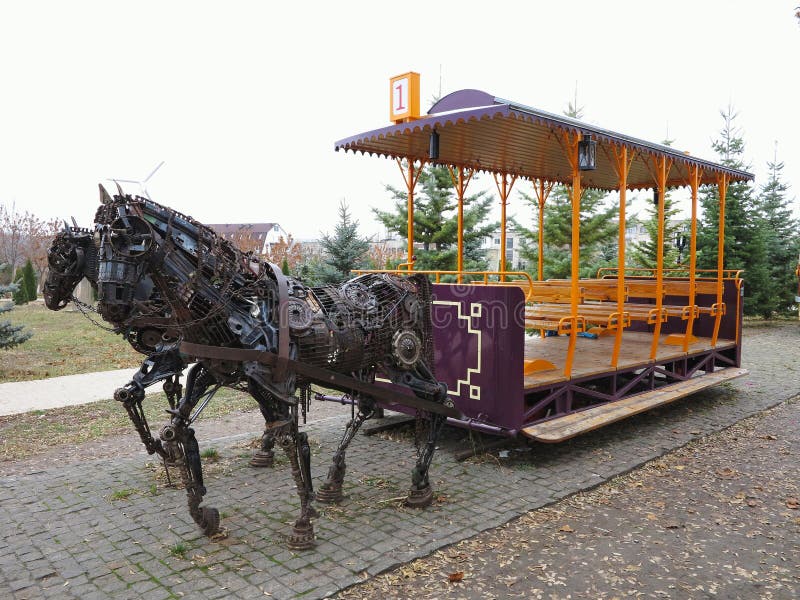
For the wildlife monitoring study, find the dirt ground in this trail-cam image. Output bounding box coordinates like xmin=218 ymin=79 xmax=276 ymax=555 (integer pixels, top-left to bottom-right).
xmin=335 ymin=397 xmax=800 ymax=600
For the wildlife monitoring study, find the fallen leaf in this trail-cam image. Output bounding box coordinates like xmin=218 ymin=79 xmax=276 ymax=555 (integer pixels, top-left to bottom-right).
xmin=716 ymin=467 xmax=739 ymax=479
xmin=673 ymin=465 xmax=685 ymax=471
xmin=786 ymin=498 xmax=800 ymax=510
xmin=664 ymin=520 xmax=681 ymax=529
xmin=558 ymin=524 xmax=574 ymax=533
xmin=448 ymin=572 xmax=464 ymax=582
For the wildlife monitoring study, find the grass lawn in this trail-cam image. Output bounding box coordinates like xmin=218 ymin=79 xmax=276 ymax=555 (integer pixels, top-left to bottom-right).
xmin=1 ymin=301 xmax=142 ymax=382
xmin=0 ymin=387 xmax=258 ymax=462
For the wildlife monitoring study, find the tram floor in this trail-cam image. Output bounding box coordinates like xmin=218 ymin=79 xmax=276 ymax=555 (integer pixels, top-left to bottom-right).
xmin=523 ymin=330 xmax=737 ymax=389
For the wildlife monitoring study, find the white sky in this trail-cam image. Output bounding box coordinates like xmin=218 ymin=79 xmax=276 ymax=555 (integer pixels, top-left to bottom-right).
xmin=1 ymin=1 xmax=798 ymax=240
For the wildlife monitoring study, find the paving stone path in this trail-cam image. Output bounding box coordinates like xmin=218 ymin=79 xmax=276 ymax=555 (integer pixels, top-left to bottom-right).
xmin=1 ymin=321 xmax=797 ymax=599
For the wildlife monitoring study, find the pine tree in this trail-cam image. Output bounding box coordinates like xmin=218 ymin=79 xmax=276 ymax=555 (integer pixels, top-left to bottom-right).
xmin=696 ymin=105 xmax=768 ymax=316
xmin=513 ymin=101 xmax=619 ymax=279
xmin=629 ymin=191 xmax=685 ymax=270
xmin=318 ymin=200 xmax=371 ymax=284
xmin=373 ymin=164 xmax=496 ymax=274
xmin=752 ymin=153 xmax=799 ymax=316
xmin=11 ymin=268 xmax=27 ymax=305
xmin=0 ymin=264 xmax=32 ymax=349
xmin=21 ymin=259 xmax=37 ymax=301
xmin=628 ymin=138 xmax=686 ymax=271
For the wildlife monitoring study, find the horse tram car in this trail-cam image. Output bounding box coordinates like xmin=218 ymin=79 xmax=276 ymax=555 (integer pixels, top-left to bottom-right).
xmin=42 ymin=74 xmax=752 ymax=550
xmin=335 ymin=74 xmax=751 ymax=444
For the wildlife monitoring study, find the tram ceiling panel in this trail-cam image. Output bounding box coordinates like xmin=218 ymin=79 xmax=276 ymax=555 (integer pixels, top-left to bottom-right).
xmin=334 ymin=89 xmax=753 ymax=190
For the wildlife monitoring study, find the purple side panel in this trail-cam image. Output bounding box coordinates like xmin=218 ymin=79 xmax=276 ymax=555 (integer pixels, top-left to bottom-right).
xmin=430 ymin=284 xmax=525 ymax=430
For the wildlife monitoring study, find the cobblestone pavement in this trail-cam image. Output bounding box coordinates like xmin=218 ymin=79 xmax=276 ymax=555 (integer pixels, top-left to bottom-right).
xmin=1 ymin=321 xmax=798 ymax=599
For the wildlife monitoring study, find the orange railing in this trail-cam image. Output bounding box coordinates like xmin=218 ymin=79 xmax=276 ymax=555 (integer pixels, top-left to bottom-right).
xmin=596 ymin=267 xmax=744 ymax=280
xmin=352 ymin=268 xmax=536 ymax=298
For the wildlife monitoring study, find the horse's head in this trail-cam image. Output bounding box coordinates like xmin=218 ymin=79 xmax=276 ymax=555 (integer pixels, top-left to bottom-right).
xmin=43 ymin=224 xmax=96 ymax=311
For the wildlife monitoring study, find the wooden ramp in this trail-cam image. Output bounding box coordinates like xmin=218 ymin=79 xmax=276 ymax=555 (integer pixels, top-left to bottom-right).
xmin=521 ymin=367 xmax=748 ymax=443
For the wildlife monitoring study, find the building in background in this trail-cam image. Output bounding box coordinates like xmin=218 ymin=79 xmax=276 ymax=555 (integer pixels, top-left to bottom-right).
xmin=483 ymin=227 xmax=526 ymax=271
xmin=207 ymin=222 xmax=290 ymax=256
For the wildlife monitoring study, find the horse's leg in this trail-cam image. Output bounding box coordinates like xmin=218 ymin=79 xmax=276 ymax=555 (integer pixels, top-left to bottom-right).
xmin=114 ymin=384 xmax=166 ymax=458
xmin=251 ymin=428 xmax=277 ymax=467
xmin=278 ymin=424 xmax=317 ymax=550
xmin=248 ymin=381 xmax=281 ymax=468
xmin=164 ymin=423 xmax=220 ymax=536
xmin=316 ymin=395 xmax=375 ymax=504
xmin=113 ymin=348 xmax=185 ymax=459
xmin=405 ymin=412 xmax=447 ymax=508
xmin=159 ymin=364 xmax=222 ymax=537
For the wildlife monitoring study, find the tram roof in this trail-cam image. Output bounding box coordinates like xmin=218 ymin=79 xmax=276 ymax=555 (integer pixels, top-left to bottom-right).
xmin=334 ymin=89 xmax=753 ymax=190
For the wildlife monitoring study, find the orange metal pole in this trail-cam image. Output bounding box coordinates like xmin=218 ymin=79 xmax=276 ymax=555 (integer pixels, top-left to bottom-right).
xmin=533 ymin=179 xmax=553 ymax=281
xmin=564 ymin=133 xmax=581 ymax=378
xmin=712 ymin=174 xmax=728 ymax=346
xmin=494 ymin=173 xmax=517 ymax=282
xmin=683 ymin=165 xmax=700 ymax=352
xmin=611 ymin=146 xmax=629 ymax=368
xmin=448 ymin=166 xmax=474 ymax=284
xmin=649 ymin=157 xmax=668 ymax=360
xmin=397 ymin=158 xmax=421 ymax=270
xmin=458 ymin=181 xmax=464 ymax=279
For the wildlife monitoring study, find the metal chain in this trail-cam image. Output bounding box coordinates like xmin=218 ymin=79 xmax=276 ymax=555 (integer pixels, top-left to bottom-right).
xmin=70 ymin=295 xmax=119 ymax=332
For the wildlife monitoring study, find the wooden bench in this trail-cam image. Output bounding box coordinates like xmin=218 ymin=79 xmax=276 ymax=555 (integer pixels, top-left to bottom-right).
xmin=485 ymin=280 xmax=580 ymax=304
xmin=511 ymin=277 xmax=725 ymax=333
xmin=594 ymin=278 xmax=725 ymax=318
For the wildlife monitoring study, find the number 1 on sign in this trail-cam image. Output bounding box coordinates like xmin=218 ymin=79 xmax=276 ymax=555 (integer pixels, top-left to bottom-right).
xmin=394 ymin=80 xmax=406 ymax=112
xmin=394 ymin=78 xmax=408 ymax=113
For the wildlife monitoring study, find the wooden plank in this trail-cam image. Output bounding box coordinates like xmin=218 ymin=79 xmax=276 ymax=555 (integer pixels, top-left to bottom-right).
xmin=521 ymin=367 xmax=748 ymax=442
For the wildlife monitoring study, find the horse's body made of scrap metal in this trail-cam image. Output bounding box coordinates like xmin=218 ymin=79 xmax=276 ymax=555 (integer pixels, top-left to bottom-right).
xmin=43 ymin=185 xmax=454 ymax=549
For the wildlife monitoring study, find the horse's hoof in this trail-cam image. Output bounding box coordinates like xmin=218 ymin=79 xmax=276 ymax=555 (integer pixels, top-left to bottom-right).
xmin=405 ymin=484 xmax=434 ymax=508
xmin=249 ymin=449 xmax=274 ymax=468
xmin=315 ymin=481 xmax=343 ymax=504
xmin=201 ymin=507 xmax=220 ymax=536
xmin=287 ymin=519 xmax=315 ymax=551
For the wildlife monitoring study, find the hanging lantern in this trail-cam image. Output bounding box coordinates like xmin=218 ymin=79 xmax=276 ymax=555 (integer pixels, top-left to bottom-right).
xmin=577 ymin=134 xmax=596 ymax=171
xmin=429 ymin=130 xmax=440 ymax=161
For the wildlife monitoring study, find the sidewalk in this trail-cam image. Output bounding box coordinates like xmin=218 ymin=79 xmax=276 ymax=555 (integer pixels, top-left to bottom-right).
xmin=0 ymin=368 xmax=162 ymax=417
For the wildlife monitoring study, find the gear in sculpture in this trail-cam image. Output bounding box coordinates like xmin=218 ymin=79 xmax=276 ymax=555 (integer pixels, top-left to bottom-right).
xmin=44 ymin=185 xmax=454 ymax=550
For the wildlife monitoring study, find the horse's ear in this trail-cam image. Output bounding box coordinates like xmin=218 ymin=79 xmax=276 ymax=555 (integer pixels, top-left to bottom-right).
xmin=99 ymin=183 xmax=113 ymax=205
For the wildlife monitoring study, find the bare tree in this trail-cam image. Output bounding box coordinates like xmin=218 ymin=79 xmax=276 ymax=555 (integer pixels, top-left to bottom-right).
xmin=262 ymin=235 xmax=304 ymax=272
xmin=0 ymin=203 xmax=59 ymax=286
xmin=367 ymin=241 xmax=404 ymax=269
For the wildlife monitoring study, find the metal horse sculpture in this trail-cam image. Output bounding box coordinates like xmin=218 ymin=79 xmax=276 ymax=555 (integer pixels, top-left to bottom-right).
xmin=43 ymin=185 xmax=455 ymax=550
